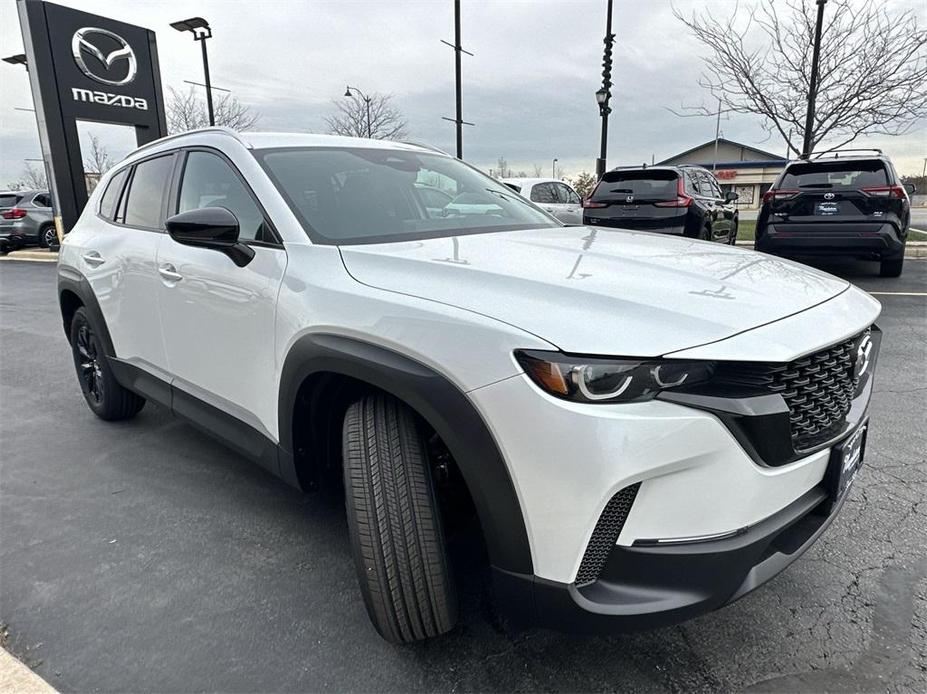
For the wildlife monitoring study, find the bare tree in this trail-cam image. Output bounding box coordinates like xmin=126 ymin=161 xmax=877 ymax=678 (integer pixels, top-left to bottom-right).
xmin=532 ymin=164 xmax=544 ymax=177
xmin=494 ymin=156 xmax=513 ymax=178
xmin=83 ymin=134 xmax=114 ymax=175
xmin=675 ymin=0 xmax=927 ymax=155
xmin=166 ymin=87 xmax=260 ymax=134
xmin=6 ymin=162 xmax=47 ymax=190
xmin=325 ymin=93 xmax=408 ymax=140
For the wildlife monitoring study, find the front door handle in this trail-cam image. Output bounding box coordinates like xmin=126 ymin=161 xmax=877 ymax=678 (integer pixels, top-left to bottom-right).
xmin=81 ymin=251 xmax=105 ymax=267
xmin=158 ymin=263 xmax=183 ymax=282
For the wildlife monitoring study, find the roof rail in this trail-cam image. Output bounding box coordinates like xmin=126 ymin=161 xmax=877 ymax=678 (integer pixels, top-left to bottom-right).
xmin=398 ymin=140 xmax=450 ymax=156
xmin=801 ymin=148 xmax=883 ymax=160
xmin=129 ymin=127 xmax=251 ymax=157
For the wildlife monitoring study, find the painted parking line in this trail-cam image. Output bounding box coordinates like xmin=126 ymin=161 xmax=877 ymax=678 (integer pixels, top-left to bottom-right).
xmin=867 ymin=292 xmax=926 ymax=296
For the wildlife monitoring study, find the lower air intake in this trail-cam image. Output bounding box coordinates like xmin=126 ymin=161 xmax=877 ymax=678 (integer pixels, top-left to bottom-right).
xmin=575 ymin=483 xmax=641 ymax=586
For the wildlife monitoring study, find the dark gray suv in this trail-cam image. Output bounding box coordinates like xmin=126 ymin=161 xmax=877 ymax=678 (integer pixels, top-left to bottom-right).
xmin=0 ymin=190 xmax=56 ymax=250
xmin=755 ymin=151 xmax=914 ymax=277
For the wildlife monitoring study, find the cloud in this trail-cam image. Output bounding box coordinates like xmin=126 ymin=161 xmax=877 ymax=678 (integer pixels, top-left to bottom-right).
xmin=1 ymin=0 xmax=924 ymax=186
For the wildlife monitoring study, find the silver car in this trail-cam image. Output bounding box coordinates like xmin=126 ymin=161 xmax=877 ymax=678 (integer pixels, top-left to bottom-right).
xmin=500 ymin=178 xmax=584 ymax=224
xmin=0 ymin=190 xmax=56 ymax=249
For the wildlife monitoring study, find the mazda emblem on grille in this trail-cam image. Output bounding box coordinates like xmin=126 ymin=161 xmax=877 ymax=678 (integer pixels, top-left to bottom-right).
xmin=854 ymin=333 xmax=873 ymax=379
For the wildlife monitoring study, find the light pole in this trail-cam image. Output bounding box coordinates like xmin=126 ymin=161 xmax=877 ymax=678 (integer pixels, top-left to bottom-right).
xmin=2 ymin=53 xmax=27 ymax=68
xmin=344 ymin=85 xmax=372 ymax=139
xmin=801 ymin=0 xmax=827 ymax=157
xmin=595 ymin=0 xmax=615 ymax=179
xmin=552 ymin=158 xmax=558 ymax=178
xmin=170 ymin=17 xmax=215 ymax=127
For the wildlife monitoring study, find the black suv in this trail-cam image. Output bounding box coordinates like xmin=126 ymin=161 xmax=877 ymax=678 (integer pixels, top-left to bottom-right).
xmin=582 ymin=165 xmax=739 ymax=243
xmin=755 ymin=151 xmax=915 ymax=277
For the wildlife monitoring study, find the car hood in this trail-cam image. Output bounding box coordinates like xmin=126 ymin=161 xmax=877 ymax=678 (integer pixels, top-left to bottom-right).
xmin=339 ymin=226 xmax=849 ymax=356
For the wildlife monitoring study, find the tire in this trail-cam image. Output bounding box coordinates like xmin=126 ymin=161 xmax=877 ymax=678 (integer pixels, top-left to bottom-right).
xmin=880 ymin=256 xmax=904 ymax=278
xmin=69 ymin=307 xmax=145 ymax=421
xmin=38 ymin=224 xmax=56 ymax=249
xmin=342 ymin=394 xmax=457 ymax=643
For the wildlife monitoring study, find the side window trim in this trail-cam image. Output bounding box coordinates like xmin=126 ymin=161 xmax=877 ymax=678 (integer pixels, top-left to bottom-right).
xmin=174 ymin=146 xmax=282 ymax=247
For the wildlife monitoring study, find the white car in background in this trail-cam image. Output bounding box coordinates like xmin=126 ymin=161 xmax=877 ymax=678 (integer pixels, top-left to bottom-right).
xmin=501 ymin=177 xmax=584 ymax=224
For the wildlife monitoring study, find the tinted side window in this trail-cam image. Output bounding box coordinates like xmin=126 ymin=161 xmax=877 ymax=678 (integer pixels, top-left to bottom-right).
xmin=178 ymin=152 xmax=267 ymax=242
xmin=99 ymin=168 xmax=128 ymax=221
xmin=124 ymin=156 xmax=174 ymax=228
xmin=685 ymin=171 xmax=703 ymax=196
xmin=703 ymin=174 xmax=722 ymax=198
xmin=531 ymin=183 xmax=557 ymax=204
xmin=560 ymin=184 xmax=581 ymax=204
xmin=33 ymin=193 xmax=51 ymax=208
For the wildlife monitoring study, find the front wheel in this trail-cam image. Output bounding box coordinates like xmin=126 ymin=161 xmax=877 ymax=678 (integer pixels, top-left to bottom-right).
xmin=342 ymin=394 xmax=457 ymax=643
xmin=69 ymin=307 xmax=145 ymax=420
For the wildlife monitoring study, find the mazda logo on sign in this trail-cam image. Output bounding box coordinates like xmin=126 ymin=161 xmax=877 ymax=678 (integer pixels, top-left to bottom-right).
xmin=71 ymin=27 xmax=137 ymax=86
xmin=853 ymin=333 xmax=873 ymax=380
xmin=823 ymin=192 xmax=835 ymax=200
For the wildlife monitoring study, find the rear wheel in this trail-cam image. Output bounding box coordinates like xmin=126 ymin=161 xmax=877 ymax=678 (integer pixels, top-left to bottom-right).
xmin=342 ymin=393 xmax=457 ymax=643
xmin=69 ymin=307 xmax=145 ymax=420
xmin=38 ymin=224 xmax=56 ymax=249
xmin=880 ymin=255 xmax=904 ymax=278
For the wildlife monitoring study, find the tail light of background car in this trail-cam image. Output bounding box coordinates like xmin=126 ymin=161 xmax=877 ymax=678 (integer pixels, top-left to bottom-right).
xmin=582 ymin=199 xmax=608 ymax=209
xmin=654 ymin=178 xmax=693 ymax=208
xmin=1 ymin=208 xmax=27 ymax=220
xmin=860 ymin=185 xmax=906 ymax=199
xmin=761 ymin=189 xmax=800 ymax=204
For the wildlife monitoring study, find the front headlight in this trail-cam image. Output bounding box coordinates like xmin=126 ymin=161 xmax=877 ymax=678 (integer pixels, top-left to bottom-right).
xmin=514 ymin=350 xmax=716 ymax=404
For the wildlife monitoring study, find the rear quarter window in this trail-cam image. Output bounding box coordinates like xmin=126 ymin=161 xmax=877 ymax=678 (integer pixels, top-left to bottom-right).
xmin=780 ymin=161 xmax=888 ymax=190
xmin=592 ymin=170 xmax=678 ymax=201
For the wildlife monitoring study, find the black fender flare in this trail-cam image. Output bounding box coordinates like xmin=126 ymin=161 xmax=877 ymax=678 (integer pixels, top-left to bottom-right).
xmin=278 ymin=333 xmax=534 ymax=576
xmin=57 ymin=269 xmax=116 ymax=358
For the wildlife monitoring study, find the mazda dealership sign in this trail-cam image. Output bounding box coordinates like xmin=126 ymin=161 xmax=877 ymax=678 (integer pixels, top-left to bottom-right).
xmin=17 ymin=0 xmax=167 ymax=232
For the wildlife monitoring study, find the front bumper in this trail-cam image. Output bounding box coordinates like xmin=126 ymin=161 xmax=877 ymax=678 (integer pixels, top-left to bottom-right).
xmin=469 ymin=320 xmax=878 ymax=631
xmin=494 ymin=481 xmax=846 ymax=632
xmin=755 ymin=221 xmax=905 ymax=259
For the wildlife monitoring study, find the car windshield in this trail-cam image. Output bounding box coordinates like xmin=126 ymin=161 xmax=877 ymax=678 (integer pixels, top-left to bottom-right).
xmin=780 ymin=161 xmax=888 ymax=190
xmin=591 ymin=170 xmax=678 ymax=201
xmin=254 ymin=147 xmax=559 ymax=244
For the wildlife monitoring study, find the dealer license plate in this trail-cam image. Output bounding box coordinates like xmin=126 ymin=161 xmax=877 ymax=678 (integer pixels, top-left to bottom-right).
xmin=827 ymin=422 xmax=867 ymax=503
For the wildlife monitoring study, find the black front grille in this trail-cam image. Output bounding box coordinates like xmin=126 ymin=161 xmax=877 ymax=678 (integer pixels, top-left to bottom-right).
xmin=716 ymin=331 xmax=865 ymax=450
xmin=575 ymin=483 xmax=640 ymax=586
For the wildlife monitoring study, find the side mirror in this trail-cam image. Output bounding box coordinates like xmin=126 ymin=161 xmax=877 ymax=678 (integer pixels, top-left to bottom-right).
xmin=904 ymin=183 xmax=916 ymax=194
xmin=165 ymin=207 xmax=255 ymax=267
xmin=724 ymin=191 xmax=739 ymax=203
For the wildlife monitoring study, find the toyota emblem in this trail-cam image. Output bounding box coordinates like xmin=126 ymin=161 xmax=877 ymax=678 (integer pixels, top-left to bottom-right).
xmin=72 ymin=27 xmax=137 ymax=86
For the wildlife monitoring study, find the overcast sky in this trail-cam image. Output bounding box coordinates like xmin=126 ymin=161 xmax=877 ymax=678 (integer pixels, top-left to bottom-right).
xmin=1 ymin=0 xmax=925 ymax=186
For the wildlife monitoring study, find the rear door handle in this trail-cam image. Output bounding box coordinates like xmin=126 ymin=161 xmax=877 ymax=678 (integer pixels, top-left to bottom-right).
xmin=81 ymin=252 xmax=105 ymax=267
xmin=158 ymin=263 xmax=183 ymax=282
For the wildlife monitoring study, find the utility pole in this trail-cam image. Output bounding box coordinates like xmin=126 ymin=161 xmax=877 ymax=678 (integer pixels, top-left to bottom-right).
xmin=801 ymin=0 xmax=827 ymax=157
xmin=552 ymin=158 xmax=558 ymax=178
xmin=441 ymin=0 xmax=473 ymax=159
xmin=712 ymin=96 xmax=722 ymax=171
xmin=595 ymin=0 xmax=615 ymax=178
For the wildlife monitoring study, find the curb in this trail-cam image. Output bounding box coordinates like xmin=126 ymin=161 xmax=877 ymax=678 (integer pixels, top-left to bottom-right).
xmin=0 ymin=250 xmax=58 ymax=262
xmin=0 ymin=648 xmax=56 ymax=693
xmin=735 ymin=240 xmax=926 ymax=259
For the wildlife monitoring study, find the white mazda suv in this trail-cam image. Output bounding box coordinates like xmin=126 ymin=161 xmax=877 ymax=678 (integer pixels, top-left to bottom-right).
xmin=58 ymin=129 xmax=881 ymax=643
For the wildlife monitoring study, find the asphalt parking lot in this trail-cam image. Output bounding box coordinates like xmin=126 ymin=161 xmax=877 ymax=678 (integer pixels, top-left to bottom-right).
xmin=1 ymin=257 xmax=925 ymax=693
